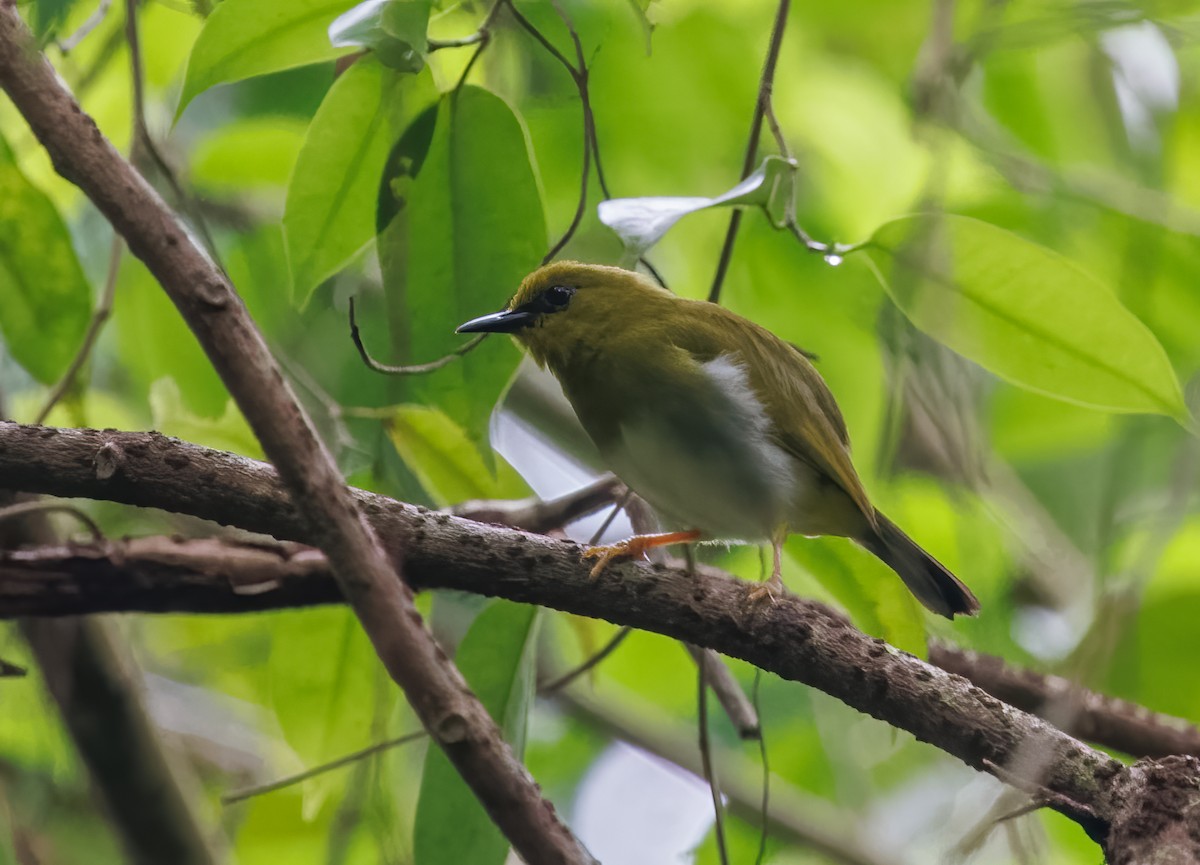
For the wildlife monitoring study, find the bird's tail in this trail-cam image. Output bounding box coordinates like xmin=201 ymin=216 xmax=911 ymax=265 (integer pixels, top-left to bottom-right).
xmin=857 ymin=513 xmax=980 ymax=619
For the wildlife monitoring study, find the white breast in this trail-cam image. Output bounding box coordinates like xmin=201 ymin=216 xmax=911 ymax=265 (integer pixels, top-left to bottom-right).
xmin=604 ymin=355 xmax=802 ymax=542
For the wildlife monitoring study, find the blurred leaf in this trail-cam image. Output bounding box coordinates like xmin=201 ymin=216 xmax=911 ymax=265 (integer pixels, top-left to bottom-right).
xmin=380 ymin=86 xmax=545 ymax=459
xmin=149 ymin=379 xmax=262 ymax=458
xmin=866 ymin=214 xmax=1191 ymax=424
xmin=0 ymin=134 xmax=90 ymax=385
xmin=785 ymin=536 xmax=926 ymax=656
xmin=413 ymin=600 xmax=539 ymax=865
xmin=32 ymin=0 xmax=77 ymax=41
xmin=113 ymin=258 xmax=230 ymax=417
xmin=177 ymin=0 xmax=351 ymax=117
xmin=598 ymin=155 xmax=792 ymax=262
xmin=190 ymin=117 xmax=308 ymax=192
xmin=329 ymin=0 xmax=430 ymax=71
xmin=269 ymin=607 xmax=393 ymax=810
xmin=285 ymin=61 xmax=434 ymax=304
xmin=386 ymin=405 xmax=528 ymax=506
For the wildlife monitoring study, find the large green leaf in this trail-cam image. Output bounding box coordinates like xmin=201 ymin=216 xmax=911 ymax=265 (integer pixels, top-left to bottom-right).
xmin=413 ymin=600 xmax=540 ymax=865
xmin=386 ymin=405 xmax=528 ymax=506
xmin=379 ymin=86 xmax=546 ymax=459
xmin=866 ymin=214 xmax=1191 ymax=424
xmin=285 ymin=62 xmax=434 ymax=304
xmin=176 ymin=0 xmax=352 ymax=117
xmin=0 ymin=134 xmax=91 ymax=385
xmin=269 ymin=607 xmax=394 ymax=811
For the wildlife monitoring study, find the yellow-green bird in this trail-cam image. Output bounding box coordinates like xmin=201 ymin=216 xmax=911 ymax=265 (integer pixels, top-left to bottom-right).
xmin=458 ymin=261 xmax=979 ymax=618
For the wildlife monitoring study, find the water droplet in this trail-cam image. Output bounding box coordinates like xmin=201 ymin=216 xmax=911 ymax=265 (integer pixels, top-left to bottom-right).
xmin=824 ymin=253 xmax=843 ymax=267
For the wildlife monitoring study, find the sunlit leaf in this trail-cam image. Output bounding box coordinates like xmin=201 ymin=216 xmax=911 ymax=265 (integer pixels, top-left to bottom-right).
xmin=598 ymin=155 xmax=792 ymax=262
xmin=0 ymin=134 xmax=91 ymax=385
xmin=177 ymin=0 xmax=352 ymax=117
xmin=413 ymin=600 xmax=540 ymax=865
xmin=386 ymin=405 xmax=528 ymax=506
xmin=866 ymin=214 xmax=1191 ymax=425
xmin=378 ymin=86 xmax=546 ymax=460
xmin=284 ymin=62 xmax=435 ymax=304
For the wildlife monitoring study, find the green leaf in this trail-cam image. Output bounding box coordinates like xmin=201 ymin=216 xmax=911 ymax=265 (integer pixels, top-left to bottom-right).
xmin=866 ymin=214 xmax=1192 ymax=425
xmin=386 ymin=405 xmax=528 ymax=506
xmin=0 ymin=134 xmax=91 ymax=385
xmin=379 ymin=86 xmax=546 ymax=458
xmin=190 ymin=117 xmax=308 ymax=192
xmin=284 ymin=62 xmax=435 ymax=304
xmin=785 ymin=537 xmax=926 ymax=656
xmin=329 ymin=0 xmax=430 ymax=71
xmin=269 ymin=607 xmax=394 ymax=810
xmin=597 ymin=155 xmax=792 ymax=263
xmin=413 ymin=600 xmax=540 ymax=865
xmin=176 ymin=0 xmax=352 ymax=118
xmin=148 ymin=378 xmax=262 ymax=458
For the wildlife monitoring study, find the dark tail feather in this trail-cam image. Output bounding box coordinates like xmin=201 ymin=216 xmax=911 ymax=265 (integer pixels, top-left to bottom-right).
xmin=857 ymin=513 xmax=980 ymax=619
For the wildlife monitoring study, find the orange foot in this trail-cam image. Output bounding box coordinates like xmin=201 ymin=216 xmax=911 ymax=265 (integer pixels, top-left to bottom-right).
xmin=582 ymin=530 xmax=703 ymax=580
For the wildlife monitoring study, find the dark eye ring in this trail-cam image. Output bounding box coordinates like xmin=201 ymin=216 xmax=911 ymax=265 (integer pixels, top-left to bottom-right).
xmin=544 ymin=285 xmax=574 ymax=308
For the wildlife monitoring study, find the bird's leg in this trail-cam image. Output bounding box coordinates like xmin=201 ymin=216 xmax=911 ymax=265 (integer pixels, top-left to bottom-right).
xmin=583 ymin=530 xmax=703 ymax=580
xmin=747 ymin=532 xmax=787 ymax=605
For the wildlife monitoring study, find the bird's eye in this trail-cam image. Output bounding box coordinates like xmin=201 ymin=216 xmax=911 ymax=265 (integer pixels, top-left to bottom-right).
xmin=543 ymin=285 xmax=575 ymax=309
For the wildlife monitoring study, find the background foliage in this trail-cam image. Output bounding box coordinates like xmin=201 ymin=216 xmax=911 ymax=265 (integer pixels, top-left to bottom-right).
xmin=3 ymin=0 xmax=1200 ymax=862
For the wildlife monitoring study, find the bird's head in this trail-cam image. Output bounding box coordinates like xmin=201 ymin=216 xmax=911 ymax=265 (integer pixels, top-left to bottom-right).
xmin=456 ymin=261 xmax=668 ymax=367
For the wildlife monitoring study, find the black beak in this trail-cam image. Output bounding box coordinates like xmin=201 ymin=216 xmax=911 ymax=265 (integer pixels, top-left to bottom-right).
xmin=456 ymin=309 xmax=535 ymax=334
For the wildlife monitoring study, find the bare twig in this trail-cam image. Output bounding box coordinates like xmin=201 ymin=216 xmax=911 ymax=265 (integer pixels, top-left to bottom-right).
xmin=55 ymin=0 xmax=111 ymax=53
xmin=349 ymin=296 xmax=487 ymax=375
xmin=0 ymin=500 xmax=103 ymax=541
xmin=35 ymin=234 xmax=122 ymax=424
xmin=697 ymin=653 xmax=731 ymax=865
xmin=686 ymin=643 xmax=760 ymax=739
xmin=540 ymin=626 xmax=632 ymax=694
xmin=707 ymin=0 xmax=791 ymax=304
xmin=222 ymin=731 xmax=426 ymax=805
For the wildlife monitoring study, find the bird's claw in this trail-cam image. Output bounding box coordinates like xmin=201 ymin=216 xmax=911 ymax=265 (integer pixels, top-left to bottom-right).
xmin=582 ymin=541 xmax=639 ymax=581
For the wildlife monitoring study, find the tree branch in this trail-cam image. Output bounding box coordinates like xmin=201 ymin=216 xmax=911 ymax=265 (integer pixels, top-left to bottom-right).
xmin=0 ymin=422 xmax=1133 ymax=843
xmin=0 ymin=9 xmax=590 ymax=864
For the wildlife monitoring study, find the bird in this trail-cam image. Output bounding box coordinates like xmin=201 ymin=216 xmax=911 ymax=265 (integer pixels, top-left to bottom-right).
xmin=457 ymin=261 xmax=979 ymax=618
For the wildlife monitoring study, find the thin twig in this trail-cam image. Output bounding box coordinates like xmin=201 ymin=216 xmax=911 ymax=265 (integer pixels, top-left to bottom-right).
xmin=348 ymin=296 xmax=487 ymax=375
xmin=55 ymin=0 xmax=112 ymax=53
xmin=752 ymin=669 xmax=770 ymax=865
xmin=707 ymin=0 xmax=791 ymax=304
xmin=125 ymin=0 xmax=222 ymax=261
xmin=222 ymin=731 xmax=426 ymax=805
xmin=698 ymin=655 xmax=731 ymax=865
xmin=540 ymin=626 xmax=632 ymax=694
xmin=35 ymin=234 xmax=122 ymax=424
xmin=453 ymin=0 xmax=504 ymax=90
xmin=428 ymin=32 xmax=486 ymax=51
xmin=686 ymin=644 xmax=760 ymax=739
xmin=0 ymin=501 xmax=104 ymax=541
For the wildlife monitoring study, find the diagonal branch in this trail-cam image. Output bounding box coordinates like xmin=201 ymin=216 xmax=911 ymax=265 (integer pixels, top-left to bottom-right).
xmin=0 ymin=9 xmax=591 ymax=864
xmin=0 ymin=422 xmax=1129 ymax=842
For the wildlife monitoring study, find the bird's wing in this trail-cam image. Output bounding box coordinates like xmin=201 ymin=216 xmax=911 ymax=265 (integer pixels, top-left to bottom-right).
xmin=664 ymin=303 xmax=876 ymax=527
